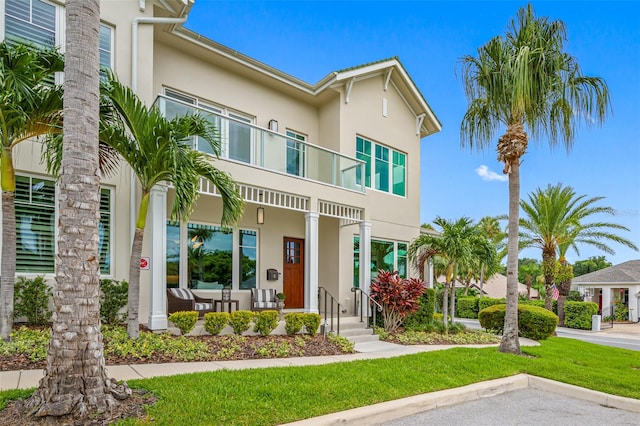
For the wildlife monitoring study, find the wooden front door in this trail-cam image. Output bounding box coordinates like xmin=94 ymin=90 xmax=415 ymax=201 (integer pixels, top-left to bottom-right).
xmin=283 ymin=237 xmax=304 ymax=308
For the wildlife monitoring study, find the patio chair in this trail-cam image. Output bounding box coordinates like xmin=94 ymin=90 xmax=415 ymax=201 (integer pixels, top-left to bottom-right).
xmin=167 ymin=288 xmax=215 ymax=317
xmin=251 ymin=288 xmax=278 ymax=312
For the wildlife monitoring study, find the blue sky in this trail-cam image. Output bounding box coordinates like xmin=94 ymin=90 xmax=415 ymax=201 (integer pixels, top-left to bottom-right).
xmin=185 ymin=1 xmax=640 ymax=265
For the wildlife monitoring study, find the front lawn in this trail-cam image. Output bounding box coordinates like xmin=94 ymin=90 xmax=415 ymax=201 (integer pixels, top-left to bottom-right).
xmin=2 ymin=337 xmax=638 ymax=425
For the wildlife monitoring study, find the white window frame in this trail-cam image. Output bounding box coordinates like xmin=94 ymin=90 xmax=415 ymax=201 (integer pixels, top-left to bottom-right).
xmin=356 ymin=135 xmax=407 ymax=198
xmin=2 ymin=0 xmax=114 ymax=77
xmin=170 ymin=220 xmax=260 ymax=291
xmin=285 ymin=129 xmax=307 ymax=177
xmin=13 ymin=173 xmax=114 ymax=277
xmin=163 ymin=88 xmax=255 ymax=163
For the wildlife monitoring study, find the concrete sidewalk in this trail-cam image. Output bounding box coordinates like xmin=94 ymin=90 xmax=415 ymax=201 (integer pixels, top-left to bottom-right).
xmin=0 ymin=337 xmax=538 ymax=391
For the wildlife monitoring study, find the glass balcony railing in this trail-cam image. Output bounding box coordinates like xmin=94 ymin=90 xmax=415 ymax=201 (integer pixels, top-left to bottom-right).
xmin=155 ymin=94 xmax=365 ymax=193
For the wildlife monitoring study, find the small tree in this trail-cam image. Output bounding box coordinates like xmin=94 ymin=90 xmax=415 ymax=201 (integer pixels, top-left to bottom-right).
xmin=370 ymin=270 xmax=425 ymax=333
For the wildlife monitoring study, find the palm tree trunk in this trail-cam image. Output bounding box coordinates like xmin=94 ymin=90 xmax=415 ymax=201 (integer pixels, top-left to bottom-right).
xmin=22 ymin=1 xmax=130 ymax=418
xmin=449 ymin=276 xmax=456 ymax=324
xmin=442 ymin=282 xmax=449 ymax=331
xmin=499 ymin=157 xmax=521 ymax=355
xmin=128 ymin=227 xmax=145 ymax=338
xmin=0 ymin=190 xmax=16 ymax=340
xmin=479 ymin=264 xmax=485 ymax=298
xmin=542 ymin=252 xmax=555 ymax=311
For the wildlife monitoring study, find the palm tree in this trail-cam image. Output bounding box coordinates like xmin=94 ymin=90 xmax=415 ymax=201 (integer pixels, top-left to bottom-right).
xmin=459 ymin=4 xmax=611 ymax=354
xmin=409 ymin=216 xmax=480 ymax=329
xmin=0 ymin=41 xmax=63 ymax=340
xmin=520 ymin=183 xmax=637 ymax=322
xmin=100 ymin=74 xmax=244 ymax=338
xmin=24 ymin=0 xmax=130 ymax=418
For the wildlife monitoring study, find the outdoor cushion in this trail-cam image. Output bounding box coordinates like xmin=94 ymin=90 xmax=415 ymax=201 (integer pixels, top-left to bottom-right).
xmin=194 ymin=302 xmax=214 ymax=311
xmin=253 ymin=289 xmax=277 ymax=303
xmin=169 ymin=288 xmax=195 ymax=300
xmin=254 ymin=301 xmax=278 ymax=309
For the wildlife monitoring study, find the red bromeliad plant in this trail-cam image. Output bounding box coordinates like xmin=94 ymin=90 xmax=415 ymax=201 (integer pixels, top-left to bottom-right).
xmin=370 ymin=270 xmax=425 ymax=333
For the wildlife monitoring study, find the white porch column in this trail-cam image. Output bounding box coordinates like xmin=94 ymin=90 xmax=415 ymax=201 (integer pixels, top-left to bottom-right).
xmin=601 ymin=287 xmax=612 ymax=314
xmin=304 ymin=212 xmax=319 ymax=313
xmin=148 ymin=184 xmax=168 ymax=330
xmin=359 ymin=221 xmax=372 ymax=294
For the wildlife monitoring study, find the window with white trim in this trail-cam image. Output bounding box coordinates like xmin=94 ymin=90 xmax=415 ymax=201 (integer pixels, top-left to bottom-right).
xmin=4 ymin=0 xmax=114 ymax=71
xmin=164 ymin=89 xmax=254 ymax=164
xmin=353 ymin=236 xmax=408 ymax=287
xmin=286 ymin=130 xmax=306 ymax=177
xmin=15 ymin=175 xmax=113 ymax=275
xmin=166 ymin=221 xmax=258 ymax=290
xmin=356 ymin=136 xmax=406 ymax=196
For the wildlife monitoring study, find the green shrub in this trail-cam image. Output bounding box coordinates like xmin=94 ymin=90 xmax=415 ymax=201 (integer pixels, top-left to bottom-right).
xmin=168 ymin=311 xmax=198 ymax=335
xmin=456 ymin=297 xmax=479 ymax=319
xmin=614 ymin=301 xmax=628 ymax=321
xmin=100 ymin=279 xmax=128 ymax=325
xmin=285 ymin=313 xmax=304 ymax=335
xmin=404 ymin=288 xmax=436 ymax=328
xmin=519 ymin=304 xmax=558 ymax=340
xmin=203 ymin=312 xmax=230 ymax=335
xmin=14 ymin=276 xmax=52 ymax=325
xmin=478 ymin=297 xmax=505 ymax=311
xmin=567 ymin=290 xmax=584 ymax=302
xmin=302 ymin=313 xmax=321 ymax=336
xmin=478 ymin=303 xmax=558 ymax=340
xmin=253 ymin=310 xmax=279 ymax=336
xmin=564 ymin=301 xmax=598 ymax=330
xmin=229 ymin=310 xmax=254 ymax=335
xmin=520 ymin=299 xmax=545 ymax=308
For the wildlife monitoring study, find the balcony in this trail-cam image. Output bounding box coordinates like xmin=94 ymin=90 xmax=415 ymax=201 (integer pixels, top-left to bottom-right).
xmin=155 ymin=94 xmax=365 ymax=193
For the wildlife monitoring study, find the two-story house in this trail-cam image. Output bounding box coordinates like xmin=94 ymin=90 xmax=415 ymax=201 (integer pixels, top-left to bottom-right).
xmin=1 ymin=0 xmax=441 ymax=330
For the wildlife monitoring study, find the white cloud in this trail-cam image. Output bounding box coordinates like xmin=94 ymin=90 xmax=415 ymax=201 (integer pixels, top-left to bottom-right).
xmin=475 ymin=165 xmax=508 ymax=182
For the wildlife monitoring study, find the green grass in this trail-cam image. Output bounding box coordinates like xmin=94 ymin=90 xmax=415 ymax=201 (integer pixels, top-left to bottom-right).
xmin=2 ymin=337 xmax=639 ymax=425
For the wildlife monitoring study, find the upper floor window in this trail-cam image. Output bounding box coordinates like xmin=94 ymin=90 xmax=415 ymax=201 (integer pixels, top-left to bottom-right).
xmin=4 ymin=0 xmax=113 ymax=71
xmin=286 ymin=130 xmax=306 ymax=177
xmin=164 ymin=89 xmax=254 ymax=164
xmin=356 ymin=136 xmax=406 ymax=196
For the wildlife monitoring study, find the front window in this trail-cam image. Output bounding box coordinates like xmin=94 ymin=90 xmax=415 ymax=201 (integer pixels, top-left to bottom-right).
xmin=353 ymin=236 xmax=408 ymax=286
xmin=166 ymin=221 xmax=259 ymax=290
xmin=188 ymin=223 xmax=232 ymax=289
xmin=15 ymin=176 xmax=55 ymax=273
xmin=15 ymin=175 xmax=112 ymax=274
xmin=356 ymin=136 xmax=406 ymax=196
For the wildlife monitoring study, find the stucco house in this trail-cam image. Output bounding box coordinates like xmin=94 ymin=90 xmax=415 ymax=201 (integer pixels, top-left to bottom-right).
xmin=573 ymin=260 xmax=640 ymax=322
xmin=1 ymin=0 xmax=441 ymax=330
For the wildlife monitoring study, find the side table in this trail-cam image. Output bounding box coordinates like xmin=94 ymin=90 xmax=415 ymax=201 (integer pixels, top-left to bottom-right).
xmin=215 ymin=299 xmax=240 ymax=313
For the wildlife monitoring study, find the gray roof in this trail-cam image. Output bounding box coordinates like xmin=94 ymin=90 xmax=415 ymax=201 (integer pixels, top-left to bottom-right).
xmin=572 ymin=260 xmax=640 ymax=284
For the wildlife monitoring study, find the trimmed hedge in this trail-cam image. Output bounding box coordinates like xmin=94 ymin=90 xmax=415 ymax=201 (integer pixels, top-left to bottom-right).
xmin=168 ymin=311 xmax=198 ymax=335
xmin=564 ymin=301 xmax=598 ymax=330
xmin=478 ymin=298 xmax=505 ymax=311
xmin=478 ymin=303 xmax=558 ymax=340
xmin=302 ymin=313 xmax=322 ymax=336
xmin=203 ymin=312 xmax=230 ymax=335
xmin=456 ymin=297 xmax=479 ymax=319
xmin=253 ymin=310 xmax=279 ymax=336
xmin=229 ymin=310 xmax=254 ymax=335
xmin=404 ymin=288 xmax=437 ymax=328
xmin=285 ymin=313 xmax=304 ymax=335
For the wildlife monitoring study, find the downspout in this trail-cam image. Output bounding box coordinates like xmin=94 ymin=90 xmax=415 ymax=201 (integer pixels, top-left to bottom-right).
xmin=129 ymin=16 xmax=187 ymax=242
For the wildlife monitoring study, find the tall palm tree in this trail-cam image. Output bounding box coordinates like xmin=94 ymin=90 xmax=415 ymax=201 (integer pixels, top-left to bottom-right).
xmin=0 ymin=41 xmax=63 ymax=340
xmin=24 ymin=0 xmax=130 ymax=419
xmin=100 ymin=74 xmax=244 ymax=338
xmin=520 ymin=183 xmax=637 ymax=319
xmin=459 ymin=4 xmax=611 ymax=354
xmin=409 ymin=216 xmax=480 ymax=329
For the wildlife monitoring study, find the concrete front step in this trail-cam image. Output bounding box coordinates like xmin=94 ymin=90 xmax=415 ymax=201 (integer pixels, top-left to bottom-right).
xmin=348 ymin=334 xmax=380 ymax=344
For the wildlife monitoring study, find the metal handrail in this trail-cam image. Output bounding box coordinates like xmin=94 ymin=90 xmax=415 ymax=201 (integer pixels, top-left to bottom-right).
xmin=351 ymin=287 xmax=382 ymax=331
xmin=318 ymin=287 xmax=343 ymax=335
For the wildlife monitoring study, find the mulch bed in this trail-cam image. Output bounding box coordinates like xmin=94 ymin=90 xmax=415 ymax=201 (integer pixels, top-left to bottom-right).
xmin=1 ymin=334 xmax=347 ymax=372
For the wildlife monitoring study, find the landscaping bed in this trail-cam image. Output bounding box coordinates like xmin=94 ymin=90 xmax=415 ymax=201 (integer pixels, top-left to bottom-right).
xmin=0 ymin=325 xmax=353 ymax=372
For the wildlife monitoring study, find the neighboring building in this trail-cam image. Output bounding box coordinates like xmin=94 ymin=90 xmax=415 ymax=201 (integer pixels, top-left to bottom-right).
xmin=439 ymin=274 xmax=539 ymax=300
xmin=1 ymin=0 xmax=440 ymax=330
xmin=573 ymin=260 xmax=640 ymax=322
